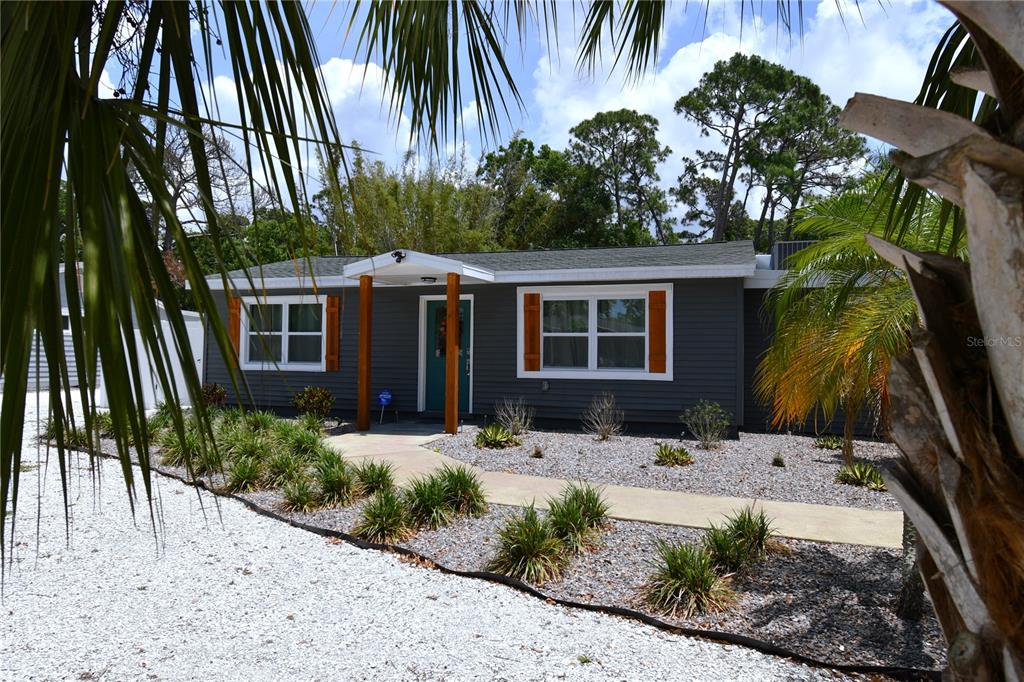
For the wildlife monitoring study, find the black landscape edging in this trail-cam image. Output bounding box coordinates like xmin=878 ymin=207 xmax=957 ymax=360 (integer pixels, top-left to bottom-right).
xmin=121 ymin=455 xmax=940 ymax=682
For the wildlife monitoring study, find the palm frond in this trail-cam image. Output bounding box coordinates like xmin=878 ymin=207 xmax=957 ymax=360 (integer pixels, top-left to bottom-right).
xmin=1 ymin=1 xmax=344 ymax=562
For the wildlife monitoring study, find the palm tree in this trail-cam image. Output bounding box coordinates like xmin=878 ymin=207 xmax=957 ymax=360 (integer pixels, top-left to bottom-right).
xmin=755 ymin=172 xmax=964 ymax=464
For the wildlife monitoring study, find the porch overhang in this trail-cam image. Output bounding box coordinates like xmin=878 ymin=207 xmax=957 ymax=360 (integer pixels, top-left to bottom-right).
xmin=343 ymin=250 xmax=494 ymax=286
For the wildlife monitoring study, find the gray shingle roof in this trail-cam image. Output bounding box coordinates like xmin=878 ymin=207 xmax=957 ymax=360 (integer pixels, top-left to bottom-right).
xmin=219 ymin=241 xmax=754 ymax=279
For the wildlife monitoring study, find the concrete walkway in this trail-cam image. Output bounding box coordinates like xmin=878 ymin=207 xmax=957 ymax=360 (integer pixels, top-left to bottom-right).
xmin=324 ymin=424 xmax=903 ymax=549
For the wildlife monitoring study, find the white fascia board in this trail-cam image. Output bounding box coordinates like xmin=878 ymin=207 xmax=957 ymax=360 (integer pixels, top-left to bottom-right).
xmin=201 ymin=263 xmax=753 ymax=290
xmin=495 ymin=264 xmax=753 ymax=283
xmin=202 ymin=275 xmax=357 ymax=291
xmin=344 ymin=250 xmax=496 ymax=282
xmin=744 ymin=269 xmax=785 ymax=289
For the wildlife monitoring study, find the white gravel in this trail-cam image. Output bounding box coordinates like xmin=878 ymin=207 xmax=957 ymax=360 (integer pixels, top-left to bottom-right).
xmin=3 ymin=393 xmax=846 ymax=681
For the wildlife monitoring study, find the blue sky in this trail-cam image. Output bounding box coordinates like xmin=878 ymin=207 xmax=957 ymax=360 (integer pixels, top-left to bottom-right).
xmin=102 ymin=1 xmax=956 ymax=219
xmin=292 ymin=1 xmax=953 ymax=164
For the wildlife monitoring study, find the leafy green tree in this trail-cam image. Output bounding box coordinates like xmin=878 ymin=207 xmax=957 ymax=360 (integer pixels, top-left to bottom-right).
xmin=674 ymin=54 xmax=800 ymax=242
xmin=477 ymin=135 xmax=556 ymax=249
xmin=567 ymin=109 xmax=671 ymax=244
xmin=674 ymin=156 xmax=749 ymax=241
xmin=675 ymin=53 xmax=864 ymax=245
xmin=315 ymin=146 xmax=497 ymax=255
xmin=531 ymin=146 xmax=619 ymax=247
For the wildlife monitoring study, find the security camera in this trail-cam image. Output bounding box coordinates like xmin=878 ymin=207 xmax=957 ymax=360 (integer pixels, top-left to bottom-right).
xmin=391 ymin=250 xmax=405 ymax=263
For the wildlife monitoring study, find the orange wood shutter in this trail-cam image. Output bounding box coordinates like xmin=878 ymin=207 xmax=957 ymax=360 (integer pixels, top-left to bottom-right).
xmin=648 ymin=290 xmax=667 ymax=373
xmin=325 ymin=295 xmax=341 ymax=371
xmin=523 ymin=293 xmax=541 ymax=371
xmin=227 ymin=296 xmax=241 ymax=360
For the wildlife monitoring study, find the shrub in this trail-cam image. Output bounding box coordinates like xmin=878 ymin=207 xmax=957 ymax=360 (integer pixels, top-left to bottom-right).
xmin=815 ymin=434 xmax=845 ymax=450
xmin=225 ymin=457 xmax=263 ymax=493
xmin=264 ymin=450 xmax=303 ymax=487
xmin=92 ymin=411 xmax=114 ymax=437
xmin=282 ymin=475 xmax=318 ymax=512
xmin=771 ymin=453 xmax=786 ymax=468
xmin=223 ymin=429 xmax=271 ymax=463
xmin=157 ymin=419 xmax=221 ymax=475
xmin=277 ymin=423 xmax=323 ymax=461
xmin=353 ymin=460 xmax=396 ymax=495
xmin=566 ymin=481 xmax=609 ymax=530
xmin=194 ymin=441 xmax=225 ymax=476
xmin=292 ymin=386 xmax=335 ymax=420
xmin=64 ymin=425 xmax=92 ymax=448
xmin=244 ymin=410 xmax=279 ymax=434
xmin=352 ymin=489 xmax=411 ymax=543
xmin=297 ymin=412 xmax=325 ymax=435
xmin=474 ymin=423 xmax=521 ymax=449
xmin=547 ymin=493 xmax=595 ymax=554
xmin=700 ymin=505 xmax=776 ymax=574
xmin=836 ymin=460 xmax=887 ymax=491
xmin=581 ymin=393 xmax=623 ymax=441
xmin=158 ymin=422 xmax=201 ymax=468
xmin=486 ymin=505 xmax=564 ymax=585
xmin=437 ymin=464 xmax=488 ymax=516
xmin=201 ymin=383 xmax=228 ymax=408
xmin=149 ymin=402 xmax=175 ymax=431
xmin=404 ymin=474 xmax=455 ymax=529
xmin=680 ymin=400 xmax=731 ymax=450
xmin=702 ymin=525 xmax=750 ymax=574
xmin=643 ymin=541 xmax=733 ymax=618
xmin=144 ymin=414 xmax=168 ymax=441
xmin=495 ymin=397 xmax=534 ymax=436
xmin=654 ymin=442 xmax=694 ymax=467
xmin=218 ymin=406 xmax=245 ymax=427
xmin=725 ymin=505 xmax=775 ymax=561
xmin=315 ymin=451 xmax=360 ymax=507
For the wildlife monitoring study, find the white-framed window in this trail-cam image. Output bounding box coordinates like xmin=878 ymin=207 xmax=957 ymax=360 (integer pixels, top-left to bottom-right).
xmin=518 ymin=283 xmax=673 ymax=381
xmin=241 ymin=296 xmax=326 ymax=371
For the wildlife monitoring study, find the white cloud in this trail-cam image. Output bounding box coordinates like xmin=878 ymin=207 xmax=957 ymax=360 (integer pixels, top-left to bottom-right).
xmin=526 ymin=0 xmax=954 ymax=223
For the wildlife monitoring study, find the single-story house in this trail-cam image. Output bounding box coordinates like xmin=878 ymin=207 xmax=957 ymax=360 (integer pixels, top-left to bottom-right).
xmin=201 ymin=240 xmax=859 ymax=436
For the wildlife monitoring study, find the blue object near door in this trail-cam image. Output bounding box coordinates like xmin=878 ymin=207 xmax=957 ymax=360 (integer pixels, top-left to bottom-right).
xmin=424 ymin=299 xmax=471 ymax=412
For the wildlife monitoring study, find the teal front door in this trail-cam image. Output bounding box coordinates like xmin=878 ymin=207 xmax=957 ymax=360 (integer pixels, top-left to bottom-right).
xmin=424 ymin=299 xmax=471 ymax=412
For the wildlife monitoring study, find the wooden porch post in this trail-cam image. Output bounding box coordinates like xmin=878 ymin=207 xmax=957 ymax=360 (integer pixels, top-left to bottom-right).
xmin=357 ymin=275 xmax=372 ymax=431
xmin=445 ymin=272 xmax=460 ymax=434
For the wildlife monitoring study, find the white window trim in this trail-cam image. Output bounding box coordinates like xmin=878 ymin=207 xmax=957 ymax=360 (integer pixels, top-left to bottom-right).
xmin=516 ymin=283 xmax=673 ymax=381
xmin=240 ymin=295 xmax=327 ymax=372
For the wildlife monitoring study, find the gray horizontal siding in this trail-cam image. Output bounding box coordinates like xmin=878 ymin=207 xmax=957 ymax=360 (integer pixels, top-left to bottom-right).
xmin=23 ymin=333 xmax=78 ymax=390
xmin=206 ymin=278 xmax=745 ymax=426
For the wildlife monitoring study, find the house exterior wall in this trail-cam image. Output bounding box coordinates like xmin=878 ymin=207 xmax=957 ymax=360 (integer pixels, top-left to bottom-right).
xmin=204 ymin=277 xmax=746 ymax=427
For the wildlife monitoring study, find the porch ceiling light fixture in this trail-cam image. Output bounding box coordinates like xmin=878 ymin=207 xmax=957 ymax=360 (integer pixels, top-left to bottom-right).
xmin=420 ymin=276 xmax=437 ymax=284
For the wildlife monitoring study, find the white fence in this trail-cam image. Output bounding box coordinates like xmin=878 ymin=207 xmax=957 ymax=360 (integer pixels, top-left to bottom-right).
xmin=97 ymin=313 xmax=204 ymax=411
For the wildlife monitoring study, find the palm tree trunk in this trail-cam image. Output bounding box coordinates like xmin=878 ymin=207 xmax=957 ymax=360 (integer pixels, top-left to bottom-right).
xmin=842 ymin=402 xmax=855 ymax=466
xmin=896 ymin=512 xmax=925 ymax=620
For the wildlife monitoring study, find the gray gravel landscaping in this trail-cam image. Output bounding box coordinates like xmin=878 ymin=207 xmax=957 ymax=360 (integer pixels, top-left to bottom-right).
xmin=12 ymin=394 xmax=940 ymax=678
xmin=6 ymin=409 xmax=844 ymax=681
xmin=435 ymin=428 xmax=900 ymax=511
